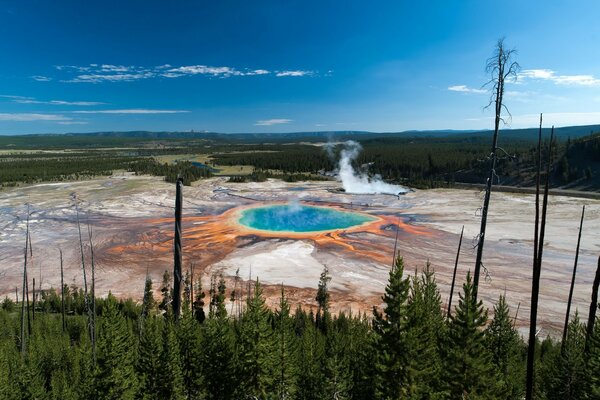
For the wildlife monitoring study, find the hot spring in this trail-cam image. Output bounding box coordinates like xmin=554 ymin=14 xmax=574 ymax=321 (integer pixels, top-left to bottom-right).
xmin=238 ymin=203 xmax=376 ymax=233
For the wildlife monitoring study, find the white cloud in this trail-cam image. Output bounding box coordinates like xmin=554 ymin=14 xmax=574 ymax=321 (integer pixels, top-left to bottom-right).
xmin=72 ymin=109 xmax=189 ymax=114
xmin=53 ymin=63 xmax=317 ymax=82
xmin=520 ymin=69 xmax=600 ymax=86
xmin=166 ymin=65 xmax=242 ymax=77
xmin=66 ymin=72 xmax=155 ymax=83
xmin=14 ymin=99 xmax=105 ymax=106
xmin=57 ymin=121 xmax=89 ymax=125
xmin=0 ymin=113 xmax=71 ymax=121
xmin=276 ymin=70 xmax=312 ymax=77
xmin=448 ymin=85 xmax=486 ymax=94
xmin=31 ymin=75 xmax=52 ymax=82
xmin=254 ymin=118 xmax=293 ymax=126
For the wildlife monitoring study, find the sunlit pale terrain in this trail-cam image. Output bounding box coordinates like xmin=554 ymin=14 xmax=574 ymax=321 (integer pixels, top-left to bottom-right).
xmin=1 ymin=173 xmax=598 ymax=337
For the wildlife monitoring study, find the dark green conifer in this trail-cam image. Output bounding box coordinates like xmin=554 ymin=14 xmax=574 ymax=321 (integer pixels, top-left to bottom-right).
xmin=372 ymin=255 xmax=412 ymax=399
xmin=157 ymin=322 xmax=184 ymax=400
xmin=445 ymin=271 xmax=496 ymax=398
xmin=237 ymin=279 xmax=277 ymax=398
xmin=94 ymin=294 xmax=137 ymax=400
xmin=485 ymin=295 xmax=525 ymax=399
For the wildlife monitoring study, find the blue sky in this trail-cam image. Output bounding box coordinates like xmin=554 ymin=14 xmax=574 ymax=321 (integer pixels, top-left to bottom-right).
xmin=1 ymin=1 xmax=600 ymax=134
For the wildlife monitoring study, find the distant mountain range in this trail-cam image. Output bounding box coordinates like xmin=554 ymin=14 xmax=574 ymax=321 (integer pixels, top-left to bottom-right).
xmin=63 ymin=124 xmax=600 ymax=142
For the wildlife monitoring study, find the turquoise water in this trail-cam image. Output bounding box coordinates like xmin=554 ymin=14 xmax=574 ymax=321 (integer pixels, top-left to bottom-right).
xmin=238 ymin=203 xmax=376 ymax=233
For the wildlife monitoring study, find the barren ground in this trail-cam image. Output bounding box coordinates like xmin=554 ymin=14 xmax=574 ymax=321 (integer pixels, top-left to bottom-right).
xmin=1 ymin=173 xmax=598 ymax=337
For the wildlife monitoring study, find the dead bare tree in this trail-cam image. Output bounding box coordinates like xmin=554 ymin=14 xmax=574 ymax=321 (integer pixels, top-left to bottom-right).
xmin=562 ymin=205 xmax=585 ymax=347
xmin=87 ymin=220 xmax=97 ymax=365
xmin=20 ymin=207 xmax=30 ymax=355
xmin=473 ymin=38 xmax=520 ymax=298
xmin=585 ymin=256 xmax=600 ymax=355
xmin=447 ymin=225 xmax=464 ymax=318
xmin=173 ymin=178 xmax=183 ymax=321
xmin=73 ymin=194 xmax=94 ymax=347
xmin=525 ymin=126 xmax=554 ymax=400
xmin=60 ymin=249 xmax=66 ymax=332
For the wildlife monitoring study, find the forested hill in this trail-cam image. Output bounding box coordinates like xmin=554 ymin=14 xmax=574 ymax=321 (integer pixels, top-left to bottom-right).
xmin=63 ymin=123 xmax=600 ymax=142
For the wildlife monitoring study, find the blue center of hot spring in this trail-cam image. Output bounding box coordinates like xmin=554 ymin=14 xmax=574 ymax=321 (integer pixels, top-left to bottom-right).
xmin=238 ymin=204 xmax=376 ymax=233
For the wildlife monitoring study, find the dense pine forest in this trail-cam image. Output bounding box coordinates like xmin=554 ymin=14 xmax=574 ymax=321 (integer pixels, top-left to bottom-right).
xmin=1 ymin=131 xmax=598 ymax=191
xmin=1 ymin=255 xmax=599 ymax=399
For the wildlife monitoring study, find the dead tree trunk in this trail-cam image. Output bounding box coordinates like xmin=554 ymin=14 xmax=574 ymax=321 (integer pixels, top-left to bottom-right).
xmin=32 ymin=278 xmax=35 ymax=321
xmin=473 ymin=39 xmax=519 ymax=298
xmin=60 ymin=249 xmax=66 ymax=332
xmin=563 ymin=205 xmax=585 ymax=347
xmin=74 ymin=195 xmax=93 ymax=345
xmin=526 ymin=127 xmax=554 ymax=400
xmin=20 ymin=209 xmax=30 ymax=355
xmin=585 ymin=256 xmax=600 ymax=354
xmin=173 ymin=178 xmax=183 ymax=321
xmin=87 ymin=221 xmax=97 ymax=365
xmin=447 ymin=225 xmax=464 ymax=318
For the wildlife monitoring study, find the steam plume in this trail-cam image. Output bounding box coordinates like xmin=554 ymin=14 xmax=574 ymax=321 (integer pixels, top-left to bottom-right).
xmin=338 ymin=141 xmax=408 ymax=195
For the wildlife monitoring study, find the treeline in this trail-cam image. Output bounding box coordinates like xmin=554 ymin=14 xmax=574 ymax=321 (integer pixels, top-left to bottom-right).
xmin=0 ymin=153 xmax=213 ymax=188
xmin=210 ymin=138 xmax=537 ymax=189
xmin=228 ymin=169 xmax=328 ymax=183
xmin=2 ymin=256 xmax=599 ymax=399
xmin=0 ymin=154 xmax=144 ymax=187
xmin=128 ymin=159 xmax=212 ymax=186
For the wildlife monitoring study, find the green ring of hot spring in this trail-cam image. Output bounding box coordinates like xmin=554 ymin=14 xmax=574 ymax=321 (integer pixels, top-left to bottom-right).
xmin=238 ymin=203 xmax=376 ymax=233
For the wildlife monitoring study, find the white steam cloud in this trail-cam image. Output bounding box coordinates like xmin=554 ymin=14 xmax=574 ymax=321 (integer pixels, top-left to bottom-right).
xmin=337 ymin=141 xmax=409 ymax=195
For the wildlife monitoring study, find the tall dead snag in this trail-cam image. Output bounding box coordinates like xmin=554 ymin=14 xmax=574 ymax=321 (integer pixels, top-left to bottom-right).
xmin=525 ymin=127 xmax=554 ymax=400
xmin=173 ymin=178 xmax=183 ymax=321
xmin=585 ymin=256 xmax=600 ymax=354
xmin=32 ymin=278 xmax=36 ymax=321
xmin=60 ymin=249 xmax=66 ymax=332
xmin=562 ymin=205 xmax=585 ymax=347
xmin=20 ymin=207 xmax=30 ymax=355
xmin=473 ymin=38 xmax=519 ymax=298
xmin=87 ymin=221 xmax=97 ymax=365
xmin=447 ymin=225 xmax=464 ymax=318
xmin=73 ymin=194 xmax=94 ymax=346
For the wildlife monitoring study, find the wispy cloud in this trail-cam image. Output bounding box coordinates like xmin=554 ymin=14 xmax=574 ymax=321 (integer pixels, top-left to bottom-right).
xmin=275 ymin=70 xmax=313 ymax=77
xmin=16 ymin=99 xmax=105 ymax=106
xmin=53 ymin=64 xmax=315 ymax=83
xmin=1 ymin=94 xmax=105 ymax=106
xmin=254 ymin=118 xmax=293 ymax=126
xmin=57 ymin=121 xmax=89 ymax=125
xmin=31 ymin=75 xmax=52 ymax=82
xmin=0 ymin=113 xmax=72 ymax=122
xmin=448 ymin=85 xmax=486 ymax=94
xmin=519 ymin=69 xmax=600 ymax=86
xmin=72 ymin=109 xmax=189 ymax=114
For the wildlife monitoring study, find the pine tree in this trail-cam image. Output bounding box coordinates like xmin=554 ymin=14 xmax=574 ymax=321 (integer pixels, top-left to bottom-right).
xmin=485 ymin=295 xmax=525 ymax=399
xmin=296 ymin=316 xmax=326 ymax=400
xmin=176 ymin=311 xmax=203 ymax=400
xmin=587 ymin=321 xmax=600 ymax=397
xmin=159 ymin=270 xmax=173 ymax=320
xmin=324 ymin=322 xmax=352 ymax=400
xmin=445 ymin=271 xmax=496 ymax=398
xmin=236 ymin=279 xmax=277 ymax=398
xmin=141 ymin=276 xmax=156 ymax=318
xmin=136 ymin=316 xmax=162 ymax=400
xmin=94 ymin=294 xmax=138 ymax=400
xmin=201 ymin=277 xmax=235 ymax=400
xmin=275 ymin=286 xmax=298 ymax=399
xmin=157 ymin=321 xmax=185 ymax=400
xmin=192 ymin=277 xmax=206 ymax=324
xmin=372 ymin=255 xmax=412 ymax=399
xmin=546 ymin=313 xmax=586 ymax=400
xmin=315 ymin=266 xmax=331 ymax=332
xmin=406 ymin=263 xmax=447 ymax=399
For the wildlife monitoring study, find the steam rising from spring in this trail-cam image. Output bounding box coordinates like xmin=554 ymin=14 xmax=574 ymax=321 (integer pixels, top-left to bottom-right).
xmin=338 ymin=141 xmax=408 ymax=195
